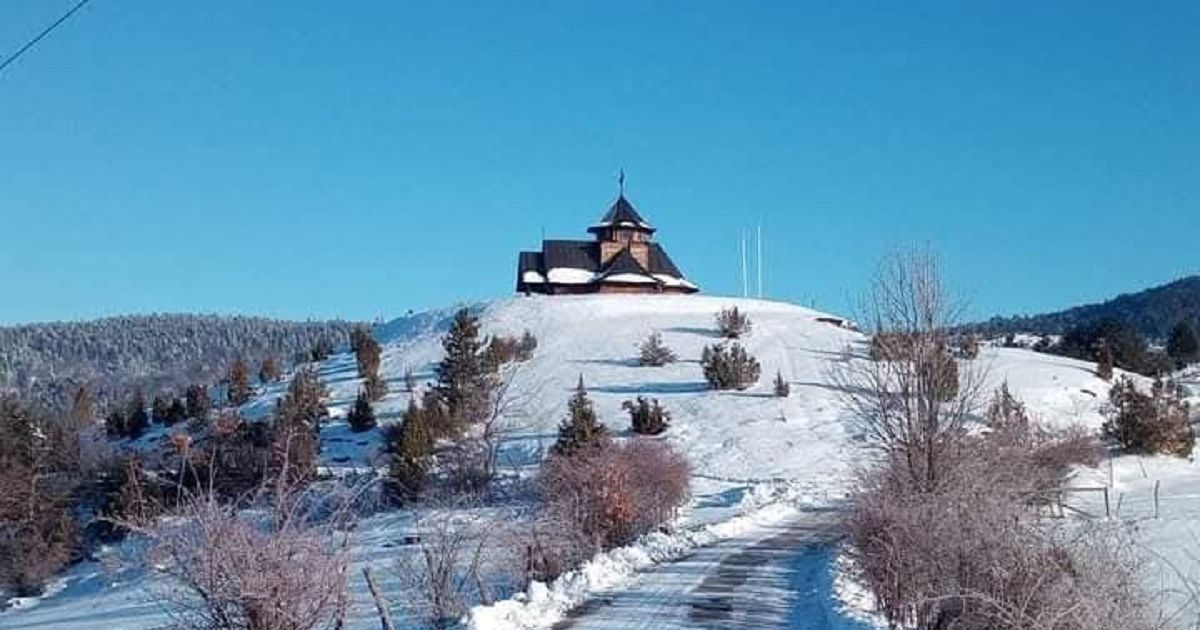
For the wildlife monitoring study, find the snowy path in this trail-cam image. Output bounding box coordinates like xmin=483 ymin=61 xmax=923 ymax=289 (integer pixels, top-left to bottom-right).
xmin=551 ymin=509 xmax=869 ymax=630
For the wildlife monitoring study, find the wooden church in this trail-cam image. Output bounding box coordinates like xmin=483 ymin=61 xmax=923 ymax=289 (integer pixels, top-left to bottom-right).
xmin=515 ymin=188 xmax=699 ymax=295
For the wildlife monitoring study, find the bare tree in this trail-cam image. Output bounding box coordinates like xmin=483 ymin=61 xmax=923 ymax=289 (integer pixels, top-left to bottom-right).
xmin=832 ymin=246 xmax=987 ymax=491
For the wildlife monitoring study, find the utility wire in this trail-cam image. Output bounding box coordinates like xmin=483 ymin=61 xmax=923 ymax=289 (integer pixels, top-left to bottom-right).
xmin=0 ymin=0 xmax=96 ymax=76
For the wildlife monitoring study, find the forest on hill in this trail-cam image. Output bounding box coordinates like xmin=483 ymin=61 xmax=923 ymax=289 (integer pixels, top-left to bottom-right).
xmin=0 ymin=314 xmax=357 ymax=411
xmin=976 ymin=275 xmax=1200 ymax=340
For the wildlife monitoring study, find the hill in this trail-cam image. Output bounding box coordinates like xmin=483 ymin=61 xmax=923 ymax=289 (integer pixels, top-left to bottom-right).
xmin=0 ymin=295 xmax=1143 ymax=630
xmin=0 ymin=314 xmax=357 ymax=411
xmin=976 ymin=275 xmax=1200 ymax=339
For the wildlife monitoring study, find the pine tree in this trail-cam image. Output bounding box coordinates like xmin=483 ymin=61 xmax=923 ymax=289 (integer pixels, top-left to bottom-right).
xmin=552 ymin=377 xmax=610 ymax=456
xmin=715 ymin=307 xmax=752 ymax=339
xmin=1167 ymin=321 xmax=1199 ymax=367
xmin=226 ymin=359 xmax=253 ymax=406
xmin=310 ymin=337 xmax=335 ymax=362
xmin=269 ymin=366 xmax=327 ymax=485
xmin=434 ymin=308 xmax=493 ymax=429
xmin=403 ymin=367 xmax=417 ymax=393
xmin=387 ymin=397 xmax=433 ymax=502
xmin=623 ymin=396 xmax=670 ymax=435
xmin=68 ymin=384 xmax=94 ymax=431
xmin=166 ymin=397 xmax=187 ymax=426
xmin=151 ymin=394 xmax=172 ymax=425
xmin=259 ymin=357 xmax=282 ymax=383
xmin=126 ymin=390 xmax=149 ymax=439
xmin=637 ymin=332 xmax=677 ymax=367
xmin=773 ymin=370 xmax=790 ymax=397
xmin=184 ymin=384 xmax=211 ymax=421
xmin=346 ymin=390 xmax=377 ymax=432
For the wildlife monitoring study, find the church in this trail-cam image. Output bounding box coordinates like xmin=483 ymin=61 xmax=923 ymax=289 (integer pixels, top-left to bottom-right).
xmin=515 ymin=189 xmax=699 ymax=295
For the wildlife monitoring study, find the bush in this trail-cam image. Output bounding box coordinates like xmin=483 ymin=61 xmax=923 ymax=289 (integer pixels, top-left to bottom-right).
xmin=346 ymin=391 xmax=377 ymax=432
xmin=772 ymin=370 xmax=790 ymax=397
xmin=386 ymin=397 xmax=434 ymax=503
xmin=701 ymin=343 xmax=761 ymax=390
xmin=1102 ymin=376 xmax=1193 ymax=457
xmin=1168 ymin=320 xmax=1200 ymax=367
xmin=637 ymin=332 xmax=677 ymax=367
xmin=715 ymin=306 xmax=752 ymax=339
xmin=1096 ymin=342 xmax=1115 ymax=381
xmin=539 ymin=439 xmax=689 ymax=558
xmin=623 ymin=396 xmax=670 ymax=435
xmin=482 ymin=330 xmax=538 ymax=371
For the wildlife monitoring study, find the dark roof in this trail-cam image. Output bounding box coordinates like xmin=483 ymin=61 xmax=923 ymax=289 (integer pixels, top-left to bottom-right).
xmin=646 ymin=243 xmax=683 ymax=278
xmin=542 ymin=240 xmax=600 ymax=271
xmin=588 ymin=195 xmax=655 ymax=234
xmin=515 ymin=251 xmax=545 ymax=292
xmin=600 ymin=248 xmax=653 ymax=279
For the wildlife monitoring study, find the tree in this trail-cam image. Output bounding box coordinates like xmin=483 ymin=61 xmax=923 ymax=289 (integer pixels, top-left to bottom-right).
xmin=715 ymin=306 xmax=752 ymax=339
xmin=310 ymin=337 xmax=335 ymax=362
xmin=701 ymin=343 xmax=761 ymax=390
xmin=67 ymin=384 xmax=95 ymax=431
xmin=831 ymin=246 xmax=985 ymax=493
xmin=125 ymin=389 xmax=150 ymax=439
xmin=184 ymin=384 xmax=211 ymax=420
xmin=387 ymin=397 xmax=434 ymax=502
xmin=434 ymin=308 xmax=493 ymax=432
xmin=552 ymin=377 xmax=610 ymax=457
xmin=270 ymin=367 xmax=326 ymax=486
xmin=259 ymin=356 xmax=282 ymax=383
xmin=1102 ymin=376 xmax=1193 ymax=457
xmin=152 ymin=393 xmax=173 ymax=425
xmin=346 ymin=391 xmax=377 ymax=432
xmin=1167 ymin=320 xmax=1199 ymax=367
xmin=351 ymin=325 xmax=382 ymax=378
xmin=637 ymin=332 xmax=677 ymax=367
xmin=773 ymin=370 xmax=790 ymax=397
xmin=1096 ymin=341 xmax=1115 ymax=381
xmin=226 ymin=358 xmax=253 ymax=406
xmin=167 ymin=397 xmax=187 ymax=426
xmin=623 ymin=397 xmax=670 ymax=435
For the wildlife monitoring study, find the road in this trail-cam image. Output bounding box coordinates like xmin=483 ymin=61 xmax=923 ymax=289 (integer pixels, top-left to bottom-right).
xmin=553 ymin=509 xmax=872 ymax=630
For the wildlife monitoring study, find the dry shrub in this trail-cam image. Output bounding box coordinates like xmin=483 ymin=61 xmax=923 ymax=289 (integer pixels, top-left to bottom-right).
xmin=537 ymin=440 xmax=689 ymax=571
xmin=847 ymin=386 xmax=1146 ymax=630
xmin=130 ymin=488 xmax=354 ymax=630
xmin=623 ymin=396 xmax=670 ymax=435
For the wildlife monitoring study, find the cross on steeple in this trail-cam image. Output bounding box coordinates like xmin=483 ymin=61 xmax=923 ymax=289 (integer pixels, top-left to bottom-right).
xmin=617 ymin=168 xmax=625 ymax=196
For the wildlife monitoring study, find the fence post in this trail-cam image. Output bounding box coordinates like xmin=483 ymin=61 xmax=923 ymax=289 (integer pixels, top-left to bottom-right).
xmin=1103 ymin=487 xmax=1110 ymax=519
xmin=1154 ymin=480 xmax=1161 ymax=519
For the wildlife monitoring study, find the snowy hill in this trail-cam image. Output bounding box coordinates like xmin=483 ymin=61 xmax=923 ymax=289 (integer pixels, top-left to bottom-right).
xmin=0 ymin=294 xmax=1156 ymax=630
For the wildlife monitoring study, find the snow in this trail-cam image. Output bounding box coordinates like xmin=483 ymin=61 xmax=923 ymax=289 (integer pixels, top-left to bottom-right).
xmin=545 ymin=268 xmax=597 ymax=284
xmin=597 ymin=272 xmax=657 ymax=284
xmin=2 ymin=293 xmax=1190 ymax=629
xmin=521 ymin=271 xmax=545 ymax=284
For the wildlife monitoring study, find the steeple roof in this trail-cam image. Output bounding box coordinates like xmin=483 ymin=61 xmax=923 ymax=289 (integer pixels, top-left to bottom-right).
xmin=588 ymin=195 xmax=656 ymax=234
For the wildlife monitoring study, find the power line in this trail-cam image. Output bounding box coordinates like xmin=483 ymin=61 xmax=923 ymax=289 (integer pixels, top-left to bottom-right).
xmin=0 ymin=0 xmax=97 ymax=76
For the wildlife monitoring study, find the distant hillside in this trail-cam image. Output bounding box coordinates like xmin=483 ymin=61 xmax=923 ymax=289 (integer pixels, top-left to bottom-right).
xmin=977 ymin=275 xmax=1200 ymax=339
xmin=0 ymin=314 xmax=357 ymax=411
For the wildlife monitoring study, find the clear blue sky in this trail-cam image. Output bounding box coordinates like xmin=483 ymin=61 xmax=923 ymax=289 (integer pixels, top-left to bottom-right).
xmin=1 ymin=1 xmax=1197 ymax=324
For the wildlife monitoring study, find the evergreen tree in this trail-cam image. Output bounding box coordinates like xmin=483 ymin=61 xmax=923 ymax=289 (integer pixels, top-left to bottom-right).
xmin=637 ymin=332 xmax=677 ymax=367
xmin=269 ymin=366 xmax=326 ymax=486
xmin=434 ymin=308 xmax=493 ymax=430
xmin=1167 ymin=321 xmax=1200 ymax=367
xmin=623 ymin=396 xmax=670 ymax=435
xmin=552 ymin=377 xmax=610 ymax=456
xmin=166 ymin=397 xmax=187 ymax=426
xmin=126 ymin=389 xmax=149 ymax=439
xmin=773 ymin=370 xmax=791 ymax=397
xmin=259 ymin=356 xmax=282 ymax=383
xmin=226 ymin=358 xmax=253 ymax=406
xmin=105 ymin=408 xmax=126 ymax=439
xmin=68 ymin=384 xmax=95 ymax=431
xmin=151 ymin=394 xmax=172 ymax=425
xmin=310 ymin=337 xmax=335 ymax=362
xmin=346 ymin=390 xmax=377 ymax=432
xmin=184 ymin=384 xmax=211 ymax=421
xmin=387 ymin=397 xmax=433 ymax=502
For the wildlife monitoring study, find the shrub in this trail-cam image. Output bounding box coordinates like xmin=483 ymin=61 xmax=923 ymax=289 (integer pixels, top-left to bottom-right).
xmin=346 ymin=391 xmax=377 ymax=432
xmin=258 ymin=356 xmax=282 ymax=383
xmin=701 ymin=343 xmax=761 ymax=390
xmin=715 ymin=306 xmax=752 ymax=339
xmin=1102 ymin=376 xmax=1193 ymax=457
xmin=623 ymin=396 xmax=670 ymax=435
xmin=637 ymin=332 xmax=677 ymax=367
xmin=1096 ymin=342 xmax=1114 ymax=381
xmin=226 ymin=359 xmax=254 ymax=406
xmin=539 ymin=439 xmax=689 ymax=558
xmin=954 ymin=334 xmax=980 ymax=359
xmin=1168 ymin=320 xmax=1199 ymax=367
xmin=552 ymin=377 xmax=610 ymax=456
xmin=772 ymin=370 xmax=790 ymax=397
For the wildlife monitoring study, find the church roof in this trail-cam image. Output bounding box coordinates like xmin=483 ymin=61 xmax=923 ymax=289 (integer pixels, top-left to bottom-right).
xmin=588 ymin=195 xmax=655 ymax=234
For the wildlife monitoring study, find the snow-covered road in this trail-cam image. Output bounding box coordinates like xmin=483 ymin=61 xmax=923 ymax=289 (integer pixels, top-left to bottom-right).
xmin=551 ymin=509 xmax=870 ymax=630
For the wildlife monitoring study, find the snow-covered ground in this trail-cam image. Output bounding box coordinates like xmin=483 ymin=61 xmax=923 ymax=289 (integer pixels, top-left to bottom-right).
xmin=0 ymin=294 xmax=1188 ymax=629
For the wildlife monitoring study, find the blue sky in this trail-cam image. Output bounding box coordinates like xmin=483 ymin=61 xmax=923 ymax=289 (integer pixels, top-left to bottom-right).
xmin=1 ymin=1 xmax=1197 ymax=324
